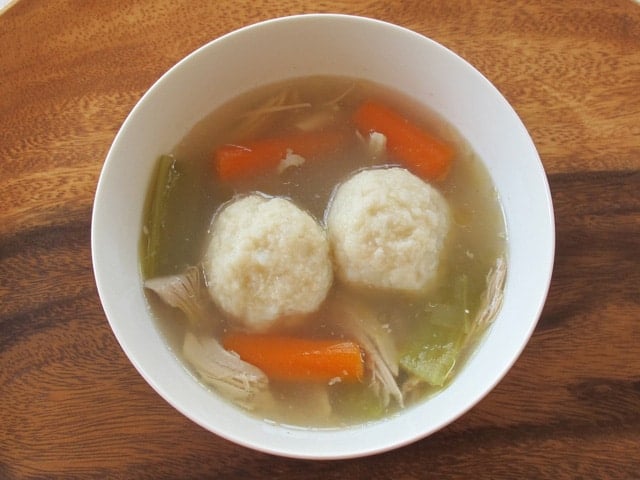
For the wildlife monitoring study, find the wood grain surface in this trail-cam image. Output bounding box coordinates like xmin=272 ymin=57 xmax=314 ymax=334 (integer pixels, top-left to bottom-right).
xmin=1 ymin=0 xmax=639 ymax=478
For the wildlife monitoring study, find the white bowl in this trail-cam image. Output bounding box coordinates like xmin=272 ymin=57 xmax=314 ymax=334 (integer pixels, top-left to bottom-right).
xmin=92 ymin=14 xmax=554 ymax=459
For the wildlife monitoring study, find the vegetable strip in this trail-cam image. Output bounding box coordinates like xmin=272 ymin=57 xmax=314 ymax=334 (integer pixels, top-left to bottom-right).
xmin=214 ymin=130 xmax=346 ymax=181
xmin=142 ymin=155 xmax=180 ymax=279
xmin=223 ymin=334 xmax=364 ymax=383
xmin=353 ymin=100 xmax=454 ymax=180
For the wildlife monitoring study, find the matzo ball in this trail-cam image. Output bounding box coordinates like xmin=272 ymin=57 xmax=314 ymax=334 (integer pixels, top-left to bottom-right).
xmin=205 ymin=194 xmax=333 ymax=331
xmin=326 ymin=167 xmax=450 ymax=292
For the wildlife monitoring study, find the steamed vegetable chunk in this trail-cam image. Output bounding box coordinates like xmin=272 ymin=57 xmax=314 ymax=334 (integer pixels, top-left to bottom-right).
xmin=141 ymin=154 xmax=211 ymax=279
xmin=223 ymin=334 xmax=364 ymax=383
xmin=141 ymin=154 xmax=179 ymax=279
xmin=400 ymin=309 xmax=465 ymax=387
xmin=353 ymin=100 xmax=455 ymax=181
xmin=140 ymin=75 xmax=506 ymax=428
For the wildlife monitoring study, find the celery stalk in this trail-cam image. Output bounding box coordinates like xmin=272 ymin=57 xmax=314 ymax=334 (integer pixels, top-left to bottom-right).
xmin=399 ymin=273 xmax=470 ymax=387
xmin=400 ymin=316 xmax=464 ymax=387
xmin=141 ymin=155 xmax=181 ymax=279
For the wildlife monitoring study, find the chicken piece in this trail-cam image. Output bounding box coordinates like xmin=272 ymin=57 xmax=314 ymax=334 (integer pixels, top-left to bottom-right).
xmin=183 ymin=332 xmax=271 ymax=410
xmin=144 ymin=265 xmax=207 ymax=326
xmin=332 ymin=295 xmax=404 ymax=408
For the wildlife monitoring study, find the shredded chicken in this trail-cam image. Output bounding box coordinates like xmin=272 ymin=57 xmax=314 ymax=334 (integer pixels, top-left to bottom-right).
xmin=183 ymin=332 xmax=270 ymax=410
xmin=323 ymin=82 xmax=355 ymax=107
xmin=295 ymin=110 xmax=335 ymax=132
xmin=277 ymin=149 xmax=306 ymax=174
xmin=367 ymin=131 xmax=387 ymax=159
xmin=334 ymin=295 xmax=404 ymax=408
xmin=144 ymin=266 xmax=207 ymax=326
xmin=232 ymin=89 xmax=311 ymax=140
xmin=400 ymin=374 xmax=426 ymax=404
xmin=468 ymin=256 xmax=507 ymax=337
xmin=239 ymin=100 xmax=311 ymax=118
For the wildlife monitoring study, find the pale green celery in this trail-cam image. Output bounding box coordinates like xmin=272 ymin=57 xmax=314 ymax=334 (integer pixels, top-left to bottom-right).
xmin=399 ymin=313 xmax=465 ymax=387
xmin=141 ymin=155 xmax=181 ymax=279
xmin=399 ymin=273 xmax=471 ymax=387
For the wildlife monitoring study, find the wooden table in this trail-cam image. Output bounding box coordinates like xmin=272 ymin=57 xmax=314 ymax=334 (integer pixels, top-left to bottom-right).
xmin=2 ymin=1 xmax=639 ymax=478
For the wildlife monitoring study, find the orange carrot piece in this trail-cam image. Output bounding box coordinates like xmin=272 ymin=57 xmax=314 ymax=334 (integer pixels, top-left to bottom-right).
xmin=353 ymin=100 xmax=455 ymax=181
xmin=223 ymin=333 xmax=364 ymax=383
xmin=214 ymin=130 xmax=346 ymax=182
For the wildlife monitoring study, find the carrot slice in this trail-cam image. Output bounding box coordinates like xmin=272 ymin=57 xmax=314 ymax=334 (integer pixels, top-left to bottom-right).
xmin=353 ymin=100 xmax=455 ymax=181
xmin=222 ymin=333 xmax=364 ymax=383
xmin=214 ymin=130 xmax=346 ymax=182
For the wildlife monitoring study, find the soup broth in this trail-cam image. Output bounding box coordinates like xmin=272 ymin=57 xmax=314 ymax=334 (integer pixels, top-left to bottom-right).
xmin=141 ymin=76 xmax=506 ymax=428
